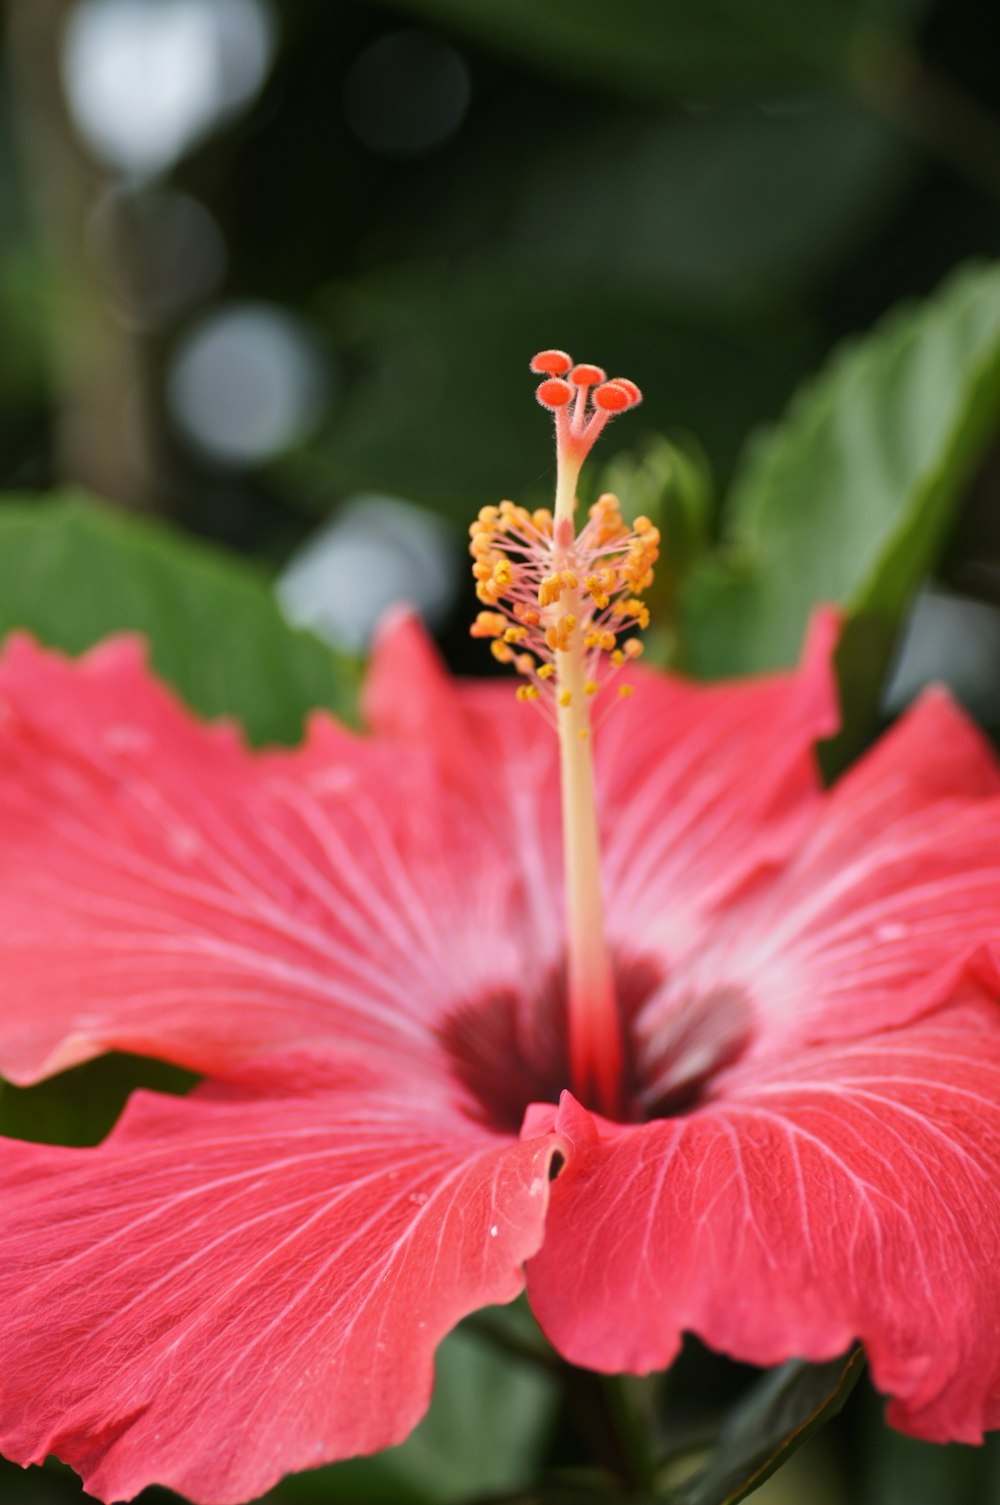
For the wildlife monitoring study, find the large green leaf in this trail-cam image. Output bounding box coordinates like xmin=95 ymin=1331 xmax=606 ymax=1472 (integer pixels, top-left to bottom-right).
xmin=370 ymin=0 xmax=872 ymax=101
xmin=680 ymin=261 xmax=1000 ymax=751
xmin=0 ymin=493 xmax=357 ymax=744
xmin=674 ymin=1349 xmax=865 ymax=1505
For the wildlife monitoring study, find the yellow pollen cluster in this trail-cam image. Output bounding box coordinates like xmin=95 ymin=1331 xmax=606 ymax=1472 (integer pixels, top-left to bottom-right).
xmin=468 ymin=491 xmax=659 ymax=714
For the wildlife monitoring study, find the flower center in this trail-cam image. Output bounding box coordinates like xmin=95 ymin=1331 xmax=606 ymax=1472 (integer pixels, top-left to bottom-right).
xmin=468 ymin=351 xmax=656 ymax=1118
xmin=439 ymin=951 xmax=666 ymax=1132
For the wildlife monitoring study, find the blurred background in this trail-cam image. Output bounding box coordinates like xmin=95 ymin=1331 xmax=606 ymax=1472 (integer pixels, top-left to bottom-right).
xmin=3 ymin=0 xmax=1000 ymax=691
xmin=3 ymin=0 xmax=1000 ymax=1501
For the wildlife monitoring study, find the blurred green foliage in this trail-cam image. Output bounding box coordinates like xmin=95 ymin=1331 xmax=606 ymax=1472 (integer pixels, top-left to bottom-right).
xmin=0 ymin=496 xmax=357 ymax=743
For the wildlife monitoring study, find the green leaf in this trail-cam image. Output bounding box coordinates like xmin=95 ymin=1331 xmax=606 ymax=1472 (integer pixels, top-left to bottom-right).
xmin=599 ymin=434 xmax=713 ymax=664
xmin=0 ymin=493 xmax=358 ymax=744
xmin=680 ymin=261 xmax=1000 ymax=753
xmin=0 ymin=1054 xmax=197 ymax=1146
xmin=675 ymin=1348 xmax=865 ymax=1505
xmin=369 ymin=0 xmax=874 ymax=101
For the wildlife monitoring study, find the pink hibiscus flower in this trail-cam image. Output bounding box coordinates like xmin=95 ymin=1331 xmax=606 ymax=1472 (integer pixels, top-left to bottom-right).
xmin=2 ymin=354 xmax=1000 ymax=1505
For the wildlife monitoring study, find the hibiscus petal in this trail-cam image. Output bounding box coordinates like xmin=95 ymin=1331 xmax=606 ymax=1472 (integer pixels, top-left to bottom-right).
xmin=369 ymin=609 xmax=841 ymax=972
xmin=365 ymin=611 xmax=566 ymax=956
xmin=0 ymin=632 xmax=546 ymax=1085
xmin=597 ymin=607 xmax=840 ymax=961
xmin=0 ymin=1066 xmax=565 ymax=1504
xmin=637 ymin=690 xmax=1000 ymax=1082
xmin=527 ymin=999 xmax=1000 ymax=1442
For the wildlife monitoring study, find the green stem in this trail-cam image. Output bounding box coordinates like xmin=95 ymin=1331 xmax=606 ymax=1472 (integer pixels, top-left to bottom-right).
xmin=563 ymin=1370 xmax=658 ymax=1496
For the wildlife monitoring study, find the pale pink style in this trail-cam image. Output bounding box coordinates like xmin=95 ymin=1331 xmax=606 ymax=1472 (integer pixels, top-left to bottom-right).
xmin=1 ymin=614 xmax=1000 ymax=1503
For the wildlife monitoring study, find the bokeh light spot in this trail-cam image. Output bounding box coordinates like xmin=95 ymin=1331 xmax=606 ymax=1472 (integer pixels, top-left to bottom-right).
xmin=62 ymin=0 xmax=275 ymax=177
xmin=344 ymin=30 xmax=471 ymax=158
xmin=278 ymin=496 xmax=458 ymax=653
xmin=86 ymin=188 xmax=226 ymax=328
xmin=168 ymin=304 xmax=330 ymax=466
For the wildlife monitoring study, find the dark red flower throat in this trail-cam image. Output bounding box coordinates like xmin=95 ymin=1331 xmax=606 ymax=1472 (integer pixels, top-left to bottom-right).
xmin=440 ymin=954 xmax=755 ymax=1131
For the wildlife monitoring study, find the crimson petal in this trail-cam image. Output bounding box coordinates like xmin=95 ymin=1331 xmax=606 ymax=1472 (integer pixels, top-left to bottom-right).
xmin=527 ymin=997 xmax=1000 ymax=1442
xmin=637 ymin=690 xmax=1000 ymax=1088
xmin=597 ymin=608 xmax=840 ymax=963
xmin=371 ymin=610 xmax=841 ymax=971
xmin=0 ymin=1063 xmax=564 ymax=1504
xmin=0 ymin=631 xmax=550 ymax=1085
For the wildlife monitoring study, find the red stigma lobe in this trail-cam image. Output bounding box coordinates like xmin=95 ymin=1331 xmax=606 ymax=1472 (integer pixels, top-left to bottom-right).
xmin=530 ymin=349 xmax=573 ymax=375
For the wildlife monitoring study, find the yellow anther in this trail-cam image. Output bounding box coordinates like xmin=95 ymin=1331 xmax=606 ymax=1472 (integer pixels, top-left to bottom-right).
xmin=493 ymin=559 xmax=513 ymax=588
xmin=578 ymin=727 xmax=589 ymax=740
xmin=477 ymin=504 xmax=499 ymax=526
xmin=622 ymin=598 xmax=649 ymax=628
xmin=491 ymin=641 xmax=514 ymax=664
xmin=516 ymin=684 xmax=540 ymax=702
xmin=470 ymin=611 xmax=506 ymax=639
xmin=584 ymin=680 xmax=599 ymax=696
xmin=598 ymin=630 xmax=616 ymax=652
xmin=503 ymin=626 xmax=528 ymax=644
xmin=532 ymin=508 xmax=553 ymax=533
xmin=514 ymin=603 xmax=541 ymax=627
xmin=548 ymin=614 xmax=576 ymax=652
xmin=498 ymin=503 xmax=531 ymax=533
xmin=472 ymin=561 xmax=494 ymax=582
xmin=584 ymin=575 xmax=610 ymax=610
xmin=538 ymin=663 xmax=555 ymax=680
xmin=558 ymin=689 xmax=572 ymax=708
xmin=560 ymin=569 xmax=579 ymax=590
xmin=583 ymin=632 xmax=600 ymax=650
xmin=623 ymin=638 xmax=644 ymax=659
xmin=515 ymin=653 xmax=535 ymax=675
xmin=539 ymin=573 xmax=563 ymax=607
xmin=469 ymin=534 xmax=493 ymax=558
xmin=610 ymin=649 xmax=625 ymax=668
xmin=618 ymin=684 xmax=635 ymax=698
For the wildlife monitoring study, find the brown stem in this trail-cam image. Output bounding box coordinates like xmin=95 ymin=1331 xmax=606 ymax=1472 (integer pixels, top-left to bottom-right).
xmin=5 ymin=0 xmax=161 ymax=511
